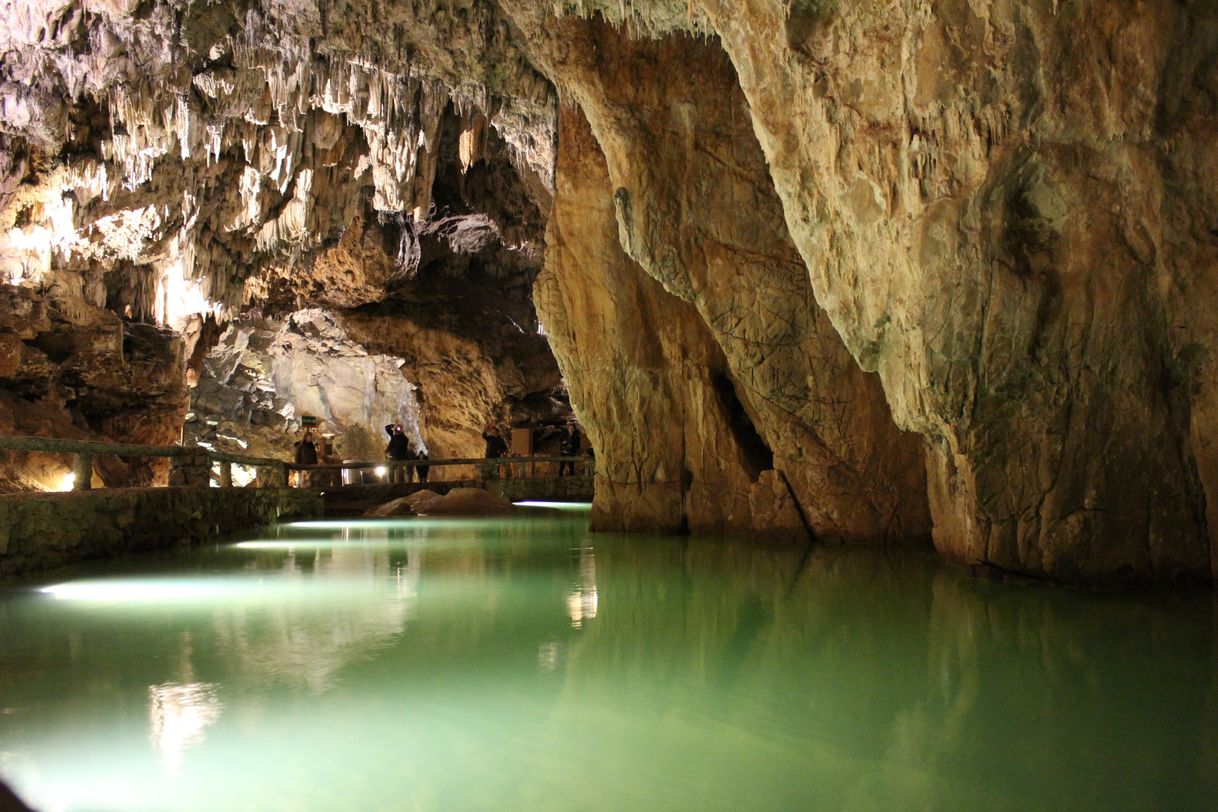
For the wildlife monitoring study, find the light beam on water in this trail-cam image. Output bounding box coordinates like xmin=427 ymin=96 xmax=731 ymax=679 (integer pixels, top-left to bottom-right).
xmin=1 ymin=508 xmax=1215 ymax=812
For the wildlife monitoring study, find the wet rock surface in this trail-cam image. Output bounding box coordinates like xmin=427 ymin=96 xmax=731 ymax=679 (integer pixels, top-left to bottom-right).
xmin=525 ymin=21 xmax=930 ymax=543
xmin=0 ymin=486 xmax=322 ymax=577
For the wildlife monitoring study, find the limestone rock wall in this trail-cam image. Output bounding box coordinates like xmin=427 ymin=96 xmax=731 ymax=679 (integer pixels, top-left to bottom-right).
xmin=537 ymin=105 xmax=759 ymax=533
xmin=499 ymin=0 xmax=1216 ymax=580
xmin=0 ymin=1 xmax=564 ymax=492
xmin=2 ymin=0 xmax=1216 ymax=582
xmin=0 ymin=284 xmax=186 ymax=492
xmin=510 ymin=13 xmax=931 ymax=542
xmin=678 ymin=0 xmax=1217 ymax=582
xmin=188 ymin=309 xmax=428 ymax=461
xmin=0 ymin=0 xmax=556 ymax=330
xmin=191 ymin=296 xmax=564 ymax=467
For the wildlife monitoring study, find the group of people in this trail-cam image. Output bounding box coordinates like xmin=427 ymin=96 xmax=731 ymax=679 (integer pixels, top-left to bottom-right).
xmin=292 ymin=419 xmax=584 ymax=485
xmin=384 ymin=423 xmax=430 ymax=483
xmin=482 ymin=422 xmax=583 ymax=476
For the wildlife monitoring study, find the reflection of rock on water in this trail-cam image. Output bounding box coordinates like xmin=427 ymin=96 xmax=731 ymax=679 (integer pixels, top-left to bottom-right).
xmin=212 ymin=546 xmax=419 ymax=695
xmin=148 ymin=682 xmax=222 ymax=772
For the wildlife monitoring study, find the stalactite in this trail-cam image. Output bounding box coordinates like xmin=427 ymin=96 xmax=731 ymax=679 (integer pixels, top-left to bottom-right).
xmin=0 ymin=0 xmax=557 ymax=332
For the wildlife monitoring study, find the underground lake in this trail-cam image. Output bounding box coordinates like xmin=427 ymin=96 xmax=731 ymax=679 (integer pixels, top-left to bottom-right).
xmin=0 ymin=504 xmax=1215 ymax=811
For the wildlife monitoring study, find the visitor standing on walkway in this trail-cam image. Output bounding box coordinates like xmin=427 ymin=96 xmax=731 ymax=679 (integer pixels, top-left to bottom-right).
xmin=294 ymin=429 xmax=318 ymax=487
xmin=385 ymin=423 xmax=413 ymax=484
xmin=411 ymin=435 xmax=430 ymax=484
xmin=482 ymin=424 xmax=508 ymax=459
xmin=558 ymin=423 xmax=581 ymax=477
xmin=482 ymin=424 xmax=509 ymax=478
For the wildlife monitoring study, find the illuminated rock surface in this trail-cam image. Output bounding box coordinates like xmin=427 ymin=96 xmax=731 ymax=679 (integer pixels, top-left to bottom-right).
xmin=1 ymin=0 xmax=1215 ymax=582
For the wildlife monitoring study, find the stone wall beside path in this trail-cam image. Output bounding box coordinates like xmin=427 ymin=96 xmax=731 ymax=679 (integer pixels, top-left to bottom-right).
xmin=0 ymin=487 xmax=323 ymax=578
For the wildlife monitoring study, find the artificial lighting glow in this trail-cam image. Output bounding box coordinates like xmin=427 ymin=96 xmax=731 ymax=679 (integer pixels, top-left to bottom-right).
xmin=59 ymin=472 xmax=76 ymax=492
xmin=568 ymin=546 xmax=598 ymax=629
xmin=282 ymin=519 xmax=411 ymax=530
xmin=234 ymin=539 xmax=379 ymax=551
xmin=513 ymin=501 xmax=593 ymax=510
xmin=216 ymin=433 xmax=249 ymax=450
xmin=1 ymin=192 xmax=77 ymax=285
xmin=538 ymin=641 xmax=560 ymax=673
xmin=149 ymin=682 xmax=222 ymax=772
xmin=282 ymin=518 xmax=511 ymax=531
xmin=374 ymin=466 xmax=387 ymax=478
xmin=210 ymin=462 xmax=257 ymax=487
xmin=38 ymin=576 xmax=388 ymax=606
xmin=40 ymin=580 xmax=248 ymax=603
xmin=567 ymin=587 xmax=599 ymax=629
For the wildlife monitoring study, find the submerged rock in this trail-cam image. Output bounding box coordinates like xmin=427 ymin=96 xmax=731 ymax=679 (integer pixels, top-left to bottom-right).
xmin=364 ymin=487 xmax=514 ymax=517
xmin=411 ymin=488 xmax=514 ymax=517
xmin=364 ymin=495 xmax=421 ymax=518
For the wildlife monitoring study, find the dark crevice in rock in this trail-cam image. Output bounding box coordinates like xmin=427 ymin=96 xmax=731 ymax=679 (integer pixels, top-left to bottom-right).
xmin=712 ymin=371 xmax=773 ymax=483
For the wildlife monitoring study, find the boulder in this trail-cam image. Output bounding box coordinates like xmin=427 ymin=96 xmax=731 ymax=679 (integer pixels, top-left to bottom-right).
xmin=412 ymin=487 xmax=514 ymax=517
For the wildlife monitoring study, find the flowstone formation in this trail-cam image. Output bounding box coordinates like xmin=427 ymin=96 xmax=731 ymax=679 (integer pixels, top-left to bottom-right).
xmin=683 ymin=0 xmax=1218 ymax=583
xmin=2 ymin=0 xmax=1216 ymax=583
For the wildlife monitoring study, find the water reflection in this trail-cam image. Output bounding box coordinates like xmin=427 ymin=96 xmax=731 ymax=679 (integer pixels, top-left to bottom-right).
xmin=148 ymin=682 xmax=221 ymax=772
xmin=0 ymin=511 xmax=1214 ymax=811
xmin=566 ymin=544 xmax=598 ymax=629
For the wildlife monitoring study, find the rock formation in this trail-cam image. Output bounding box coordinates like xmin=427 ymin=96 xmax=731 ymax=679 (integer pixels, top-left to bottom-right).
xmin=0 ymin=285 xmax=186 ymax=490
xmin=526 ymin=18 xmax=930 ymax=542
xmin=1 ymin=0 xmax=1215 ymax=583
xmin=681 ymin=0 xmax=1218 ymax=583
xmin=0 ymin=1 xmax=563 ymax=479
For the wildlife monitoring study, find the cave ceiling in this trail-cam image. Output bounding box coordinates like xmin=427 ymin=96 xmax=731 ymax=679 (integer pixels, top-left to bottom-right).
xmin=0 ymin=0 xmax=565 ymax=326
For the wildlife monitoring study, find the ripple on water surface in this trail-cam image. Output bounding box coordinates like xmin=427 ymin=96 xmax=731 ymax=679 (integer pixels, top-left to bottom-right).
xmin=0 ymin=505 xmax=1215 ymax=811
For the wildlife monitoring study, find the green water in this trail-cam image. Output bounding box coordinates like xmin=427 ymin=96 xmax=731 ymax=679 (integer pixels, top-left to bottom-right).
xmin=1 ymin=505 xmax=1215 ymax=811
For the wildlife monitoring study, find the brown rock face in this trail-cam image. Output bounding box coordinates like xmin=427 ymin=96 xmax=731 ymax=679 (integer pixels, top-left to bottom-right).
xmin=0 ymin=286 xmax=186 ymax=491
xmin=678 ymin=0 xmax=1216 ymax=582
xmin=538 ymin=105 xmax=752 ymax=533
xmin=520 ymin=18 xmax=930 ymax=542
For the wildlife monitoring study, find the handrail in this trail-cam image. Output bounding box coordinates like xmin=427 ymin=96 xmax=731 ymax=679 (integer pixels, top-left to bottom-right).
xmin=0 ymin=434 xmax=184 ymax=458
xmin=0 ymin=434 xmax=592 ymax=492
xmin=0 ymin=433 xmax=286 ymax=491
xmin=284 ymin=455 xmax=591 ymax=471
xmin=208 ymin=449 xmax=286 ymax=467
xmin=0 ymin=434 xmax=286 ymax=467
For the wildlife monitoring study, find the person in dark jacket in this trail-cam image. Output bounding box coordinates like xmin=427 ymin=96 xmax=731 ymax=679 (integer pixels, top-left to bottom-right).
xmin=385 ymin=423 xmax=413 ymax=483
xmin=482 ymin=425 xmax=508 ymax=458
xmin=295 ymin=430 xmax=319 ymax=465
xmin=482 ymin=424 xmax=509 ymax=478
xmin=558 ymin=423 xmax=581 ymax=476
xmin=411 ymin=436 xmax=430 ymax=483
xmin=293 ymin=430 xmax=318 ymax=487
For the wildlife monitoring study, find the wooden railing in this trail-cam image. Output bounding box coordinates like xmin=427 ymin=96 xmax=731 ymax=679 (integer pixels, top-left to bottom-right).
xmin=0 ymin=434 xmax=593 ymax=491
xmin=285 ymin=455 xmax=594 ymax=487
xmin=0 ymin=434 xmax=287 ymax=490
